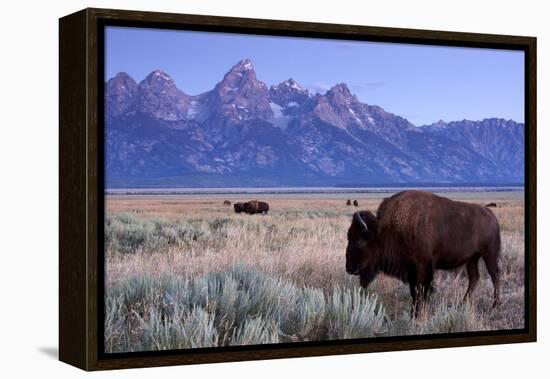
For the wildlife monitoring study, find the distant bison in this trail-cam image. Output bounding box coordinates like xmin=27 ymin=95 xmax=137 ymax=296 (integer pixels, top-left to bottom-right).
xmin=346 ymin=190 xmax=501 ymax=316
xmin=485 ymin=202 xmax=497 ymax=208
xmin=353 ymin=200 xmax=359 ymax=207
xmin=346 ymin=199 xmax=352 ymax=206
xmin=223 ymin=200 xmax=232 ymax=206
xmin=234 ymin=200 xmax=270 ymax=215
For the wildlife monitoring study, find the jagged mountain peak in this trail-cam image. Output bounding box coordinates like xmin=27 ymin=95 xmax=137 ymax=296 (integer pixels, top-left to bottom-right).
xmin=133 ymin=69 xmax=190 ymax=121
xmin=200 ymin=59 xmax=273 ymax=124
xmin=275 ymin=78 xmax=306 ymax=92
xmin=105 ymin=72 xmax=138 ymax=119
xmin=270 ymin=78 xmax=309 ymax=108
xmin=140 ymin=69 xmax=177 ymax=89
xmin=322 ymin=83 xmax=360 ymax=114
xmin=110 ymin=71 xmax=136 ymax=83
xmin=224 ymin=58 xmax=257 ymax=79
xmin=233 ymin=58 xmax=254 ymax=71
xmin=307 ymin=82 xmax=365 ymax=129
xmin=215 ymin=58 xmax=268 ymax=97
xmin=106 ymin=72 xmax=138 ymax=94
xmin=326 ymin=83 xmax=354 ymax=99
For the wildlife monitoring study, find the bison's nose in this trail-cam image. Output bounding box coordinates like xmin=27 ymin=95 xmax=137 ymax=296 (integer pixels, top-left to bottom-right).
xmin=346 ymin=266 xmax=360 ymax=275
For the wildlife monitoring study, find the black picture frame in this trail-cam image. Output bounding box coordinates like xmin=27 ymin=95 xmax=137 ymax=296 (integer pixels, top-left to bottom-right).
xmin=59 ymin=7 xmax=537 ymax=371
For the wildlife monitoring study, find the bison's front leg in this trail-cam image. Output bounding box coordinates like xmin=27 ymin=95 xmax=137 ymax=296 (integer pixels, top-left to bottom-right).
xmin=422 ymin=264 xmax=435 ymax=299
xmin=409 ymin=282 xmax=426 ymax=318
xmin=409 ymin=264 xmax=433 ymax=318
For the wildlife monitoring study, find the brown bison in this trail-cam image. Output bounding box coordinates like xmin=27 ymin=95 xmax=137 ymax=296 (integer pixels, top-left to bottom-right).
xmin=353 ymin=200 xmax=359 ymax=207
xmin=346 ymin=199 xmax=352 ymax=206
xmin=346 ymin=190 xmax=501 ymax=316
xmin=234 ymin=200 xmax=270 ymax=215
xmin=223 ymin=200 xmax=232 ymax=206
xmin=485 ymin=202 xmax=497 ymax=208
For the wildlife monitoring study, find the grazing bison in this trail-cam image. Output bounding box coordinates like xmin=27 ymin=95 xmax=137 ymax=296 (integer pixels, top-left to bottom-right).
xmin=223 ymin=200 xmax=232 ymax=206
xmin=346 ymin=199 xmax=352 ymax=206
xmin=234 ymin=200 xmax=270 ymax=215
xmin=233 ymin=202 xmax=246 ymax=213
xmin=485 ymin=202 xmax=497 ymax=208
xmin=345 ymin=190 xmax=501 ymax=316
xmin=353 ymin=200 xmax=359 ymax=207
xmin=243 ymin=200 xmax=270 ymax=215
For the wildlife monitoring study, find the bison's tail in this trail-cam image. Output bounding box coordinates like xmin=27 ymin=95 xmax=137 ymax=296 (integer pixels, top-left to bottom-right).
xmin=488 ymin=218 xmax=503 ymax=275
xmin=495 ymin=224 xmax=502 ymax=274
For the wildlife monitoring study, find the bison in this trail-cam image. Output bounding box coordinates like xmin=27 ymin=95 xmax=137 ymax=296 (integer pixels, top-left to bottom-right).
xmin=345 ymin=190 xmax=501 ymax=316
xmin=234 ymin=200 xmax=269 ymax=215
xmin=346 ymin=199 xmax=352 ymax=206
xmin=223 ymin=200 xmax=232 ymax=206
xmin=353 ymin=200 xmax=359 ymax=207
xmin=485 ymin=202 xmax=497 ymax=208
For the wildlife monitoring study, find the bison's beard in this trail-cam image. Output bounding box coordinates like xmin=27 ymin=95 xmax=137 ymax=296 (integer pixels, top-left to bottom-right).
xmin=359 ymin=267 xmax=377 ymax=289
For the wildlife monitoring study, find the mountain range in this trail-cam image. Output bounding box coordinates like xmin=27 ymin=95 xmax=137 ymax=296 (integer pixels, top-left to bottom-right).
xmin=105 ymin=58 xmax=524 ymax=188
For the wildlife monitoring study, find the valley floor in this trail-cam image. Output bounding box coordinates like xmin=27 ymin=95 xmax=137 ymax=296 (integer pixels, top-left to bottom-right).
xmin=104 ymin=192 xmax=525 ymax=353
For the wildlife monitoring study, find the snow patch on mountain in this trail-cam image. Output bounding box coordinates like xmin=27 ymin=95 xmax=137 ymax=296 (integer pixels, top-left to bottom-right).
xmin=269 ymin=102 xmax=291 ymax=130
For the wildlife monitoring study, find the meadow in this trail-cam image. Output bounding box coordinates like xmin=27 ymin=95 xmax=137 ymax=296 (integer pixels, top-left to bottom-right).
xmin=104 ymin=192 xmax=525 ymax=353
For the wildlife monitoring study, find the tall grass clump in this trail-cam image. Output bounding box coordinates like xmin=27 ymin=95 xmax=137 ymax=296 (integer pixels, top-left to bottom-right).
xmin=326 ymin=287 xmax=387 ymax=339
xmin=104 ymin=265 xmax=387 ymax=352
xmin=230 ymin=317 xmax=280 ymax=346
xmin=136 ymin=306 xmax=219 ymax=350
xmin=419 ymin=300 xmax=485 ymax=334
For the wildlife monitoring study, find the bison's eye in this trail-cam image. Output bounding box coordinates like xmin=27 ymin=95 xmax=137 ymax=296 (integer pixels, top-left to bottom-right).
xmin=354 ymin=239 xmax=367 ymax=248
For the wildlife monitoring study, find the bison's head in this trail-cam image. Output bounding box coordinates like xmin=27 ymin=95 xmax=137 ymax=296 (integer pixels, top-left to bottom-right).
xmin=234 ymin=203 xmax=244 ymax=213
xmin=346 ymin=211 xmax=379 ymax=287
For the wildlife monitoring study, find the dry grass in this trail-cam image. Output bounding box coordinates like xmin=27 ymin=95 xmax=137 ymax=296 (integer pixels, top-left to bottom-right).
xmin=104 ymin=193 xmax=525 ymax=352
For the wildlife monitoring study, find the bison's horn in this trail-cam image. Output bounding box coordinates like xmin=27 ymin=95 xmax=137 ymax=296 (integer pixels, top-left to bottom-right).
xmin=353 ymin=212 xmax=368 ymax=233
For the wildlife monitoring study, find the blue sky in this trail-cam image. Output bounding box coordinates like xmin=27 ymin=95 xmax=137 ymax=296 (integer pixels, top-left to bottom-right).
xmin=105 ymin=26 xmax=524 ymax=126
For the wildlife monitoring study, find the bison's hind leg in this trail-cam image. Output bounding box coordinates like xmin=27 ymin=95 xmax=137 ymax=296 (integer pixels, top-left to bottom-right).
xmin=463 ymin=253 xmax=481 ymax=303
